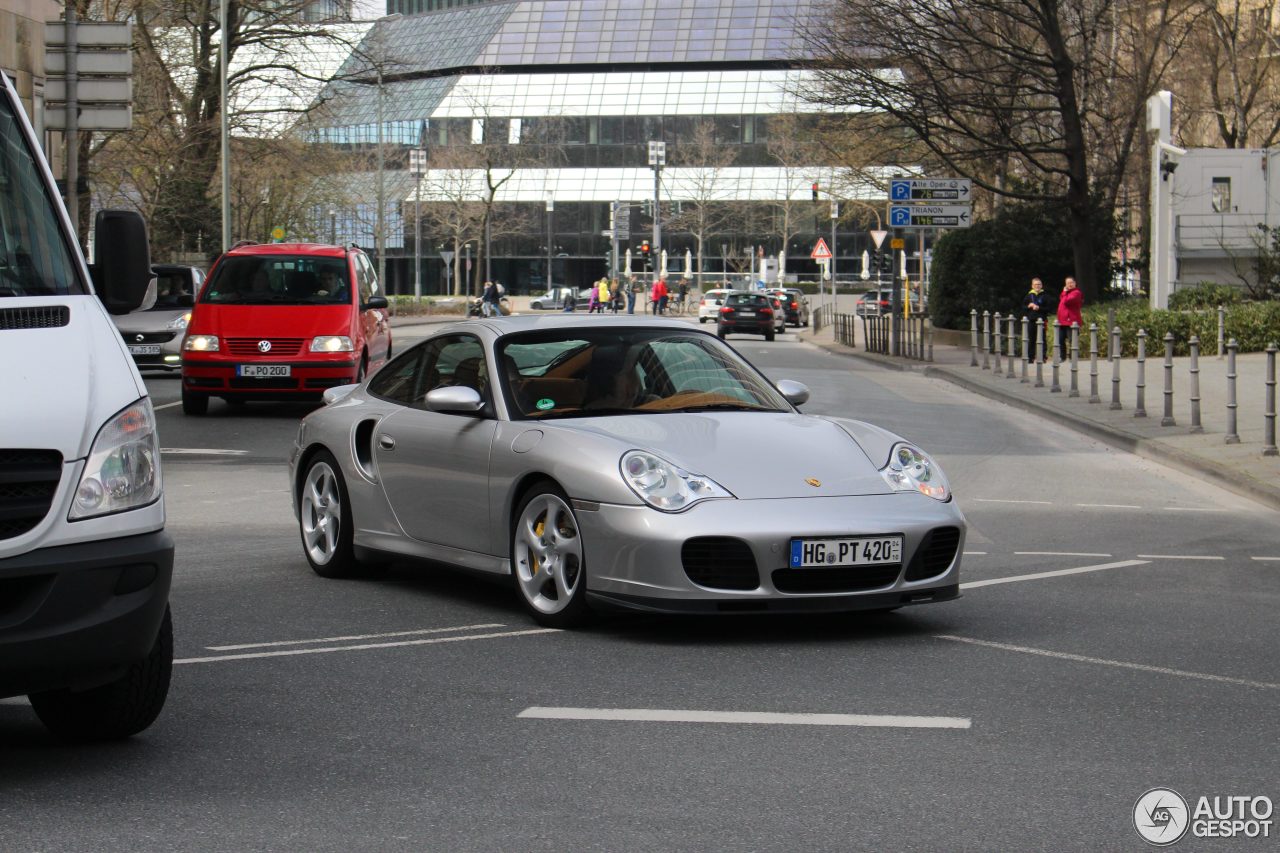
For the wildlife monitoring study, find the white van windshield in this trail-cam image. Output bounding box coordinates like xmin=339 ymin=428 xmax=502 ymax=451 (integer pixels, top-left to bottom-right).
xmin=0 ymin=94 xmax=82 ymax=297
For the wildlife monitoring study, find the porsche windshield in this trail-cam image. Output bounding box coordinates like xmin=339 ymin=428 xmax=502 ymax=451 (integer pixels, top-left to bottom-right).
xmin=201 ymin=256 xmax=351 ymax=305
xmin=0 ymin=95 xmax=81 ymax=297
xmin=498 ymin=328 xmax=791 ymax=419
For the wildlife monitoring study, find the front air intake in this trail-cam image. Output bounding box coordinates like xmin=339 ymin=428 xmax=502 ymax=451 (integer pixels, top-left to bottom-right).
xmin=0 ymin=450 xmax=63 ymax=540
xmin=0 ymin=306 xmax=70 ymax=330
xmin=681 ymin=537 xmax=760 ymax=591
xmin=904 ymin=526 xmax=962 ymax=581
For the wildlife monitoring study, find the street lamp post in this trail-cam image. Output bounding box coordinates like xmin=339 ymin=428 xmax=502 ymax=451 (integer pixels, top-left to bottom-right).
xmin=648 ymin=141 xmax=666 ymax=270
xmin=219 ymin=0 xmax=230 ymax=250
xmin=409 ymin=148 xmax=425 ymax=300
xmin=329 ymin=208 xmax=336 ymax=244
xmin=545 ymin=195 xmax=554 ymax=289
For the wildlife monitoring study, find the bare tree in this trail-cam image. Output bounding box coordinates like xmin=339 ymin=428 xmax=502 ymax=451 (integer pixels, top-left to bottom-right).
xmin=801 ymin=0 xmax=1196 ymax=301
xmin=1178 ymin=0 xmax=1280 ymax=148
xmin=667 ymin=120 xmax=740 ymax=290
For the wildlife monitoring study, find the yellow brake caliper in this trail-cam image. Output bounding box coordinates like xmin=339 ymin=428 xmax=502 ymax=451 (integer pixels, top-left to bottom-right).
xmin=531 ymin=518 xmax=545 ymax=575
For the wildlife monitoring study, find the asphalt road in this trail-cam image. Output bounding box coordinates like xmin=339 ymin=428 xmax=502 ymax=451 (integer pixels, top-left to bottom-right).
xmin=2 ymin=328 xmax=1277 ymax=851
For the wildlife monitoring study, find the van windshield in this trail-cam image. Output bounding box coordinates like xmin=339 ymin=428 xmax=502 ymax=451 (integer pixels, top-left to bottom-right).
xmin=200 ymin=256 xmax=351 ymax=305
xmin=0 ymin=94 xmax=82 ymax=297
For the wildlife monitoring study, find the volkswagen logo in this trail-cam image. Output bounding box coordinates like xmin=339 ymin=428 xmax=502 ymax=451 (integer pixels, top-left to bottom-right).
xmin=258 ymin=340 xmax=272 ymax=353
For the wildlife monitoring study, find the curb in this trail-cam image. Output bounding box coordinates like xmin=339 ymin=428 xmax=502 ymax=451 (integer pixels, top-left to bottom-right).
xmin=799 ymin=331 xmax=1280 ymax=512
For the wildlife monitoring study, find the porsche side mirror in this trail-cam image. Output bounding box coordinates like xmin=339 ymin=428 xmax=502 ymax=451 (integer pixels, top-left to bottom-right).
xmin=425 ymin=386 xmax=485 ymax=413
xmin=775 ymin=379 xmax=810 ymax=406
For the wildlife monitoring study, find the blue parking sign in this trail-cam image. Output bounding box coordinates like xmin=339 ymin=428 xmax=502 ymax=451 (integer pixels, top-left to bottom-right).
xmin=891 ymin=181 xmax=911 ymax=201
xmin=890 ymin=206 xmax=911 ymax=227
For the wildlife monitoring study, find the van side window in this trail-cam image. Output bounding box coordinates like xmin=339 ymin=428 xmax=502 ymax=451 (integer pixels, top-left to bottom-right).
xmin=354 ymin=253 xmax=377 ymax=306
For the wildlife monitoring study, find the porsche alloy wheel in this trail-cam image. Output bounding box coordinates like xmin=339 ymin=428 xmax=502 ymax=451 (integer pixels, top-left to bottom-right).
xmin=512 ymin=484 xmax=590 ymax=627
xmin=300 ymin=451 xmax=358 ymax=578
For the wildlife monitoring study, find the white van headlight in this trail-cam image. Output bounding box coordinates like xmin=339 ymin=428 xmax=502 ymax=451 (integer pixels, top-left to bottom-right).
xmin=70 ymin=399 xmax=162 ymax=520
xmin=310 ymin=335 xmax=353 ymax=353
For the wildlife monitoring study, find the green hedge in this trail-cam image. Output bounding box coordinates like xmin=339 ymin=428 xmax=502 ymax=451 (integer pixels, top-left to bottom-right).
xmin=1078 ymin=299 xmax=1280 ymax=357
xmin=1167 ymin=282 xmax=1243 ymax=310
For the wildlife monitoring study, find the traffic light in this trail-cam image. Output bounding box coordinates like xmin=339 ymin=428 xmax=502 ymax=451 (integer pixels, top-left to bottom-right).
xmin=811 ymin=182 xmax=819 ymax=201
xmin=880 ymin=252 xmax=894 ymax=274
xmin=640 ymin=240 xmax=650 ymax=257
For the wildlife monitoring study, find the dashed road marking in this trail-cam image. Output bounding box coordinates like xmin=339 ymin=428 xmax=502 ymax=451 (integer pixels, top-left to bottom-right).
xmin=1014 ymin=551 xmax=1112 ymax=558
xmin=973 ymin=498 xmax=1053 ymax=505
xmin=1075 ymin=503 xmax=1141 ymax=509
xmin=1251 ymin=556 xmax=1280 ymax=562
xmin=1163 ymin=507 xmax=1228 ymax=513
xmin=518 ymin=707 xmax=971 ymax=729
xmin=1134 ymin=554 xmax=1225 ymax=561
xmin=177 ymin=627 xmax=559 ymax=664
xmin=936 ymin=635 xmax=1280 ymax=690
xmin=962 ymin=551 xmax=987 ymax=556
xmin=961 ymin=559 xmax=1150 ymax=589
xmin=153 ymin=400 xmax=182 ymax=411
xmin=207 ymin=623 xmax=506 ymax=651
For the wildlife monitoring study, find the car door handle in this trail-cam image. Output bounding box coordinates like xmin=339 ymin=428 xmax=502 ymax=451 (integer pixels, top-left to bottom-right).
xmin=379 ymin=435 xmax=395 ymax=451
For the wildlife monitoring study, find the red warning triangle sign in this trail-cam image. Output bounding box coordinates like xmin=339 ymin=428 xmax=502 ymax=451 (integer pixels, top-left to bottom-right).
xmin=811 ymin=238 xmax=832 ymax=260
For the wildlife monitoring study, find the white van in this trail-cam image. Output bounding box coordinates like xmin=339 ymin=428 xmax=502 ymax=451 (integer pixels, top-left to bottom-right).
xmin=0 ymin=74 xmax=173 ymax=739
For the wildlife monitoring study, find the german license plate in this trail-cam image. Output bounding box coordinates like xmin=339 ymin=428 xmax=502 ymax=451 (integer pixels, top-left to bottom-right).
xmin=789 ymin=536 xmax=902 ymax=568
xmin=128 ymin=345 xmax=161 ymax=355
xmin=738 ymin=310 xmax=755 ymax=317
xmin=237 ymin=364 xmax=291 ymax=378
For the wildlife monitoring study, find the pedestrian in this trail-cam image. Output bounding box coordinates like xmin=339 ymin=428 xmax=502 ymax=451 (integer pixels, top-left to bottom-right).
xmin=651 ymin=278 xmax=668 ymax=315
xmin=609 ymin=279 xmax=622 ymax=313
xmin=1056 ymin=275 xmax=1084 ymax=362
xmin=677 ymin=278 xmax=689 ymax=312
xmin=562 ymin=286 xmax=576 ymax=313
xmin=588 ymin=282 xmax=600 ymax=314
xmin=626 ymin=276 xmax=638 ymax=314
xmin=481 ymin=280 xmax=501 ymax=317
xmin=1022 ymin=277 xmax=1047 ymax=362
xmin=596 ymin=277 xmax=610 ymax=314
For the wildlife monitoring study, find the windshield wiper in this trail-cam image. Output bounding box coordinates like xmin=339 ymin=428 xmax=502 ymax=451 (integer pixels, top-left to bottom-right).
xmin=665 ymin=403 xmax=776 ymax=413
xmin=533 ymin=407 xmax=646 ymax=420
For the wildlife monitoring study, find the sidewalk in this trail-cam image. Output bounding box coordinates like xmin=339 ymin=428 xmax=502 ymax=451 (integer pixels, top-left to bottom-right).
xmin=799 ymin=321 xmax=1280 ymax=511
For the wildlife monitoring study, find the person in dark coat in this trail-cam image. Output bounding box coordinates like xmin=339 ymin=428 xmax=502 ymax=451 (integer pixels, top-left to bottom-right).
xmin=1021 ymin=277 xmax=1048 ymax=362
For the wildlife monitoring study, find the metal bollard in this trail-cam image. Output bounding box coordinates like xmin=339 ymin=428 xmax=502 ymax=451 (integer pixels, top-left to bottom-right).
xmin=982 ymin=311 xmax=990 ymax=370
xmin=927 ymin=319 xmax=934 ymax=363
xmin=1069 ymin=322 xmax=1080 ymax=397
xmin=1020 ymin=317 xmax=1029 ymax=383
xmin=970 ymin=309 xmax=979 ymax=367
xmin=1264 ymin=343 xmax=1277 ymax=456
xmin=1035 ymin=319 xmax=1045 ymax=388
xmin=1109 ymin=326 xmax=1122 ymax=410
xmin=1051 ymin=320 xmax=1061 ymax=392
xmin=1134 ymin=329 xmax=1147 ymax=417
xmin=1188 ymin=335 xmax=1203 ymax=434
xmin=993 ymin=313 xmax=1003 ymax=375
xmin=1217 ymin=305 xmax=1225 ymax=360
xmin=1225 ymin=338 xmax=1240 ymax=444
xmin=1088 ymin=323 xmax=1100 ymax=403
xmin=1006 ymin=315 xmax=1016 ymax=378
xmin=1161 ymin=331 xmax=1176 ymax=426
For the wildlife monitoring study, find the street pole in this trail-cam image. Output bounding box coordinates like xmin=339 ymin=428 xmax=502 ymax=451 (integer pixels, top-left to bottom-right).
xmin=65 ymin=1 xmax=79 ymax=245
xmin=329 ymin=208 xmax=336 ymax=244
xmin=610 ymin=201 xmax=620 ymax=280
xmin=648 ymin=141 xmax=666 ymax=267
xmin=409 ymin=148 xmax=425 ymax=300
xmin=830 ymin=200 xmax=839 ymax=311
xmin=219 ymin=0 xmax=230 ymax=250
xmin=545 ymin=195 xmax=554 ymax=288
xmin=375 ymin=60 xmax=385 ymax=289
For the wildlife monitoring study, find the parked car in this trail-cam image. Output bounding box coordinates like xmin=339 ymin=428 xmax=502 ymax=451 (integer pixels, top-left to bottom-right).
xmin=770 ymin=288 xmax=811 ymax=327
xmin=288 ymin=315 xmax=964 ymax=628
xmin=766 ymin=293 xmax=788 ymax=333
xmin=717 ymin=290 xmax=778 ymax=341
xmin=697 ymin=288 xmax=732 ymax=323
xmin=180 ymin=242 xmax=392 ymax=414
xmin=529 ymin=286 xmax=595 ymax=310
xmin=857 ymin=288 xmax=895 ymax=316
xmin=111 ymin=264 xmax=204 ymax=371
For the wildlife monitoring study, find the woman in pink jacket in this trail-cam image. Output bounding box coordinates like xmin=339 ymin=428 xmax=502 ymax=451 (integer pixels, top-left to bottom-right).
xmin=1056 ymin=276 xmax=1084 ymax=362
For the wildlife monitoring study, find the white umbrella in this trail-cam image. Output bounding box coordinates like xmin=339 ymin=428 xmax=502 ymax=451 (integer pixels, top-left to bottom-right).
xmin=860 ymin=249 xmax=871 ymax=281
xmin=684 ymin=248 xmax=693 ymax=279
xmin=624 ymin=249 xmax=632 ymax=276
xmin=757 ymin=249 xmax=765 ymax=286
xmin=660 ymin=249 xmax=668 ymax=278
xmin=778 ymin=250 xmax=786 ymax=283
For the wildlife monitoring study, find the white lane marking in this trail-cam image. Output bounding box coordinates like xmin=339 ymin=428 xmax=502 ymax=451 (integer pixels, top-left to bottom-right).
xmin=962 ymin=551 xmax=987 ymax=556
xmin=518 ymin=707 xmax=971 ymax=729
xmin=961 ymin=559 xmax=1149 ymax=589
xmin=1014 ymin=551 xmax=1112 ymax=558
xmin=972 ymin=498 xmax=1053 ymax=505
xmin=1134 ymin=554 xmax=1225 ymax=561
xmin=936 ymin=635 xmax=1280 ymax=690
xmin=0 ymin=697 xmax=28 ymax=706
xmin=1252 ymin=557 xmax=1280 ymax=562
xmin=153 ymin=400 xmax=182 ymax=411
xmin=1164 ymin=507 xmax=1227 ymax=513
xmin=1075 ymin=503 xmax=1141 ymax=509
xmin=206 ymin=623 xmax=506 ymax=651
xmin=177 ymin=628 xmax=559 ymax=664
xmin=162 ymin=448 xmax=251 ymax=456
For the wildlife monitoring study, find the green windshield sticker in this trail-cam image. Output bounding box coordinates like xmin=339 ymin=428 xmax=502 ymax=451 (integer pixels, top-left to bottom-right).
xmin=536 ymin=398 xmax=555 ymax=411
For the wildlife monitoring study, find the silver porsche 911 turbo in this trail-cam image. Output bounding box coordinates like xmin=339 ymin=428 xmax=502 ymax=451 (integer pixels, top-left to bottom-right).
xmin=288 ymin=315 xmax=965 ymax=627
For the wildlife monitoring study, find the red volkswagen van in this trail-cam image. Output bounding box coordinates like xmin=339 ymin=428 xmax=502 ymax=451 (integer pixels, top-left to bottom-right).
xmin=180 ymin=243 xmax=392 ymax=414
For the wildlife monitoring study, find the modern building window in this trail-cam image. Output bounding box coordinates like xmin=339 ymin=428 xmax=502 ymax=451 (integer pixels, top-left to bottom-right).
xmin=1211 ymin=177 xmax=1231 ymax=213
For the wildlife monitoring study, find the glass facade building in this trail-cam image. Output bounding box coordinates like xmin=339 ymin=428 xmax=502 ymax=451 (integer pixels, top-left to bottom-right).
xmin=304 ymin=0 xmax=890 ymax=294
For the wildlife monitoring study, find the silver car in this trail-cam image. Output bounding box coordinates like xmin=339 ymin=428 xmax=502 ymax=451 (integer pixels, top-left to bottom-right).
xmin=111 ymin=264 xmax=203 ymax=371
xmin=288 ymin=316 xmax=964 ymax=627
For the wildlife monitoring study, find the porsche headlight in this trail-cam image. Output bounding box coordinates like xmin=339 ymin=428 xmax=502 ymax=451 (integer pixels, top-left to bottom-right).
xmin=310 ymin=336 xmax=353 ymax=353
xmin=620 ymin=450 xmax=733 ymax=512
xmin=70 ymin=398 xmax=162 ymax=520
xmin=880 ymin=443 xmax=950 ymax=501
xmin=165 ymin=312 xmax=191 ymax=331
xmin=183 ymin=334 xmax=219 ymax=352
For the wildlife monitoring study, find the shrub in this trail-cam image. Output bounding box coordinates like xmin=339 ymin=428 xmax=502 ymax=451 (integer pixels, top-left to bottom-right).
xmin=1080 ymin=299 xmax=1280 ymax=357
xmin=1167 ymin=283 xmax=1243 ymax=311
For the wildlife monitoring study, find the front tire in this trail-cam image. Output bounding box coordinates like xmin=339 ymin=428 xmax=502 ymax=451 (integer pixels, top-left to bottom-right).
xmin=30 ymin=606 xmax=173 ymax=741
xmin=511 ymin=483 xmax=590 ymax=628
xmin=765 ymin=329 xmax=776 ymax=342
xmin=181 ymin=386 xmax=208 ymax=415
xmin=299 ymin=450 xmax=361 ymax=578
xmin=698 ymin=316 xmax=707 ymax=324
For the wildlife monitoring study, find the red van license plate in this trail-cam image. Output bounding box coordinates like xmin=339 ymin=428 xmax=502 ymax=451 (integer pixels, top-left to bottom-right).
xmin=237 ymin=364 xmax=291 ymax=378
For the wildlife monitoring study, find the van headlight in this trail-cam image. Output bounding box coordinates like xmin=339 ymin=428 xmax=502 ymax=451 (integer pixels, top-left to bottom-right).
xmin=70 ymin=398 xmax=162 ymax=520
xmin=620 ymin=450 xmax=733 ymax=512
xmin=311 ymin=336 xmax=353 ymax=353
xmin=880 ymin=443 xmax=950 ymax=501
xmin=183 ymin=334 xmax=219 ymax=351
